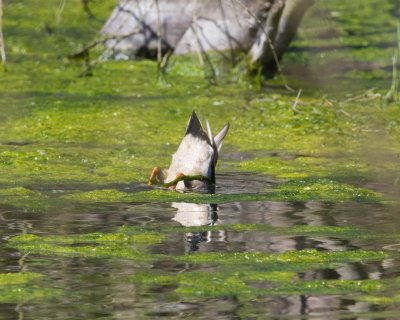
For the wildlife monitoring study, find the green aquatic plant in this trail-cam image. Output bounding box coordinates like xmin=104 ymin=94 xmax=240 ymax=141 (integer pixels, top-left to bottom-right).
xmin=131 ymin=267 xmax=387 ymax=299
xmin=8 ymin=225 xmax=395 ymax=302
xmin=0 ymin=272 xmax=43 ymax=285
xmin=0 ymin=187 xmax=49 ymax=211
xmin=120 ymin=223 xmax=368 ymax=239
xmin=176 ymin=249 xmax=389 ymax=267
xmin=0 ymin=272 xmax=60 ymax=303
xmin=62 ymin=176 xmax=383 ymax=203
xmin=9 ymin=228 xmax=166 ymax=261
xmin=9 ymin=230 xmax=390 ymax=268
xmin=274 ymin=178 xmax=383 ymax=202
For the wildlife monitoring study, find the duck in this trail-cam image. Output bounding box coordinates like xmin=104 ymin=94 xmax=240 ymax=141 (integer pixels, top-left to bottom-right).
xmin=148 ymin=111 xmax=229 ymax=191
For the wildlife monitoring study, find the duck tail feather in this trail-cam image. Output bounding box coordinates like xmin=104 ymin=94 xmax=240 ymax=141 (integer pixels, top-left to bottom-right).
xmin=185 ymin=111 xmax=210 ymax=142
xmin=214 ymin=123 xmax=229 ymax=152
xmin=206 ymin=119 xmax=214 ymax=143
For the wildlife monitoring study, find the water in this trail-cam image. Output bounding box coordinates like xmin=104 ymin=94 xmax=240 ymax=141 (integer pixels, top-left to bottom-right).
xmin=1 ymin=172 xmax=400 ymax=319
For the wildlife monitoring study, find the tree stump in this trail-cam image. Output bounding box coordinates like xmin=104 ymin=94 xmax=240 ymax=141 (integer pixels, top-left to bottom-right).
xmin=101 ymin=0 xmax=314 ymax=77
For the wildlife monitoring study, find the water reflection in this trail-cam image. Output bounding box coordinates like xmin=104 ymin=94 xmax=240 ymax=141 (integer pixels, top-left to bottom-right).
xmin=1 ymin=192 xmax=400 ymax=318
xmin=172 ymin=202 xmax=218 ymax=227
xmin=171 ymin=202 xmax=221 ymax=252
xmin=162 ymin=199 xmax=400 ymax=318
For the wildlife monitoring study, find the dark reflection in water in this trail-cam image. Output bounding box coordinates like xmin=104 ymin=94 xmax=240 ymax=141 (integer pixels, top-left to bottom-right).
xmin=172 ymin=202 xmax=219 ymax=252
xmin=1 ymin=173 xmax=400 ymax=319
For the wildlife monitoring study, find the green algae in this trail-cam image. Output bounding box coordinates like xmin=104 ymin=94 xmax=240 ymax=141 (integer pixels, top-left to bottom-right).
xmin=121 ymin=223 xmax=368 ymax=238
xmin=176 ymin=249 xmax=389 ymax=267
xmin=0 ymin=34 xmax=399 ymax=201
xmin=130 ymin=266 xmax=387 ymax=300
xmin=0 ymin=272 xmax=60 ymax=303
xmin=0 ymin=272 xmax=43 ymax=285
xmin=288 ymin=0 xmax=399 ymax=93
xmin=274 ymin=178 xmax=383 ymax=202
xmin=7 ymin=225 xmax=396 ymax=302
xmin=9 ymin=228 xmax=166 ymax=261
xmin=129 ymin=248 xmax=391 ymax=300
xmin=9 ymin=230 xmax=390 ymax=267
xmin=0 ymin=187 xmax=49 ymax=211
xmin=239 ymin=156 xmax=370 ymax=180
xmin=175 ymin=276 xmax=386 ymax=298
xmin=62 ymin=177 xmax=382 ymax=203
xmin=1 ymin=0 xmax=400 ymax=200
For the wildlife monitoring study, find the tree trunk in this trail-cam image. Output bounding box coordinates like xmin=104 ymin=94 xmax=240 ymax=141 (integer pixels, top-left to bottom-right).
xmin=249 ymin=0 xmax=314 ymax=76
xmin=100 ymin=0 xmax=313 ymax=77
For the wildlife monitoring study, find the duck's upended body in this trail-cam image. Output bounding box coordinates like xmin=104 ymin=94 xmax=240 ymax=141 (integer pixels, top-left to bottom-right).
xmin=149 ymin=111 xmax=229 ymax=191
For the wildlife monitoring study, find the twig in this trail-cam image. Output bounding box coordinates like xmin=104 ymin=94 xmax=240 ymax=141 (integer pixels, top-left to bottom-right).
xmin=191 ymin=16 xmax=217 ymax=83
xmin=72 ymin=1 xmax=155 ymax=75
xmin=384 ymin=22 xmax=400 ymax=104
xmin=56 ymin=0 xmax=66 ymax=24
xmin=0 ymin=0 xmax=5 ymax=70
xmin=68 ymin=30 xmax=141 ymax=59
xmin=154 ymin=0 xmax=162 ymax=63
xmin=233 ymin=0 xmax=294 ymax=91
xmin=191 ymin=16 xmax=204 ymax=66
xmin=218 ymin=0 xmax=235 ymax=65
xmin=162 ymin=174 xmax=211 ymax=188
xmin=149 ymin=173 xmax=212 ymax=188
xmin=292 ymin=88 xmax=302 ymax=113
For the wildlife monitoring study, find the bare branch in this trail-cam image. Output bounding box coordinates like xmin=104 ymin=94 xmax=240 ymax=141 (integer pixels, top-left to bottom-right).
xmin=154 ymin=0 xmax=162 ymax=63
xmin=0 ymin=0 xmax=5 ymax=69
xmin=292 ymin=88 xmax=302 ymax=114
xmin=68 ymin=30 xmax=142 ymax=60
xmin=56 ymin=0 xmax=66 ymax=23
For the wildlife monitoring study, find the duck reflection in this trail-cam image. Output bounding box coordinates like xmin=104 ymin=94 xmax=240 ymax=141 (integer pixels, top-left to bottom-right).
xmin=171 ymin=202 xmax=221 ymax=252
xmin=172 ymin=202 xmax=218 ymax=227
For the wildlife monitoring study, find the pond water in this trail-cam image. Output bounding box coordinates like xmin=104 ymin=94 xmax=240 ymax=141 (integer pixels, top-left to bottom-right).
xmin=1 ymin=172 xmax=400 ymax=319
xmin=1 ymin=146 xmax=400 ymax=318
xmin=1 ymin=0 xmax=400 ymax=319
